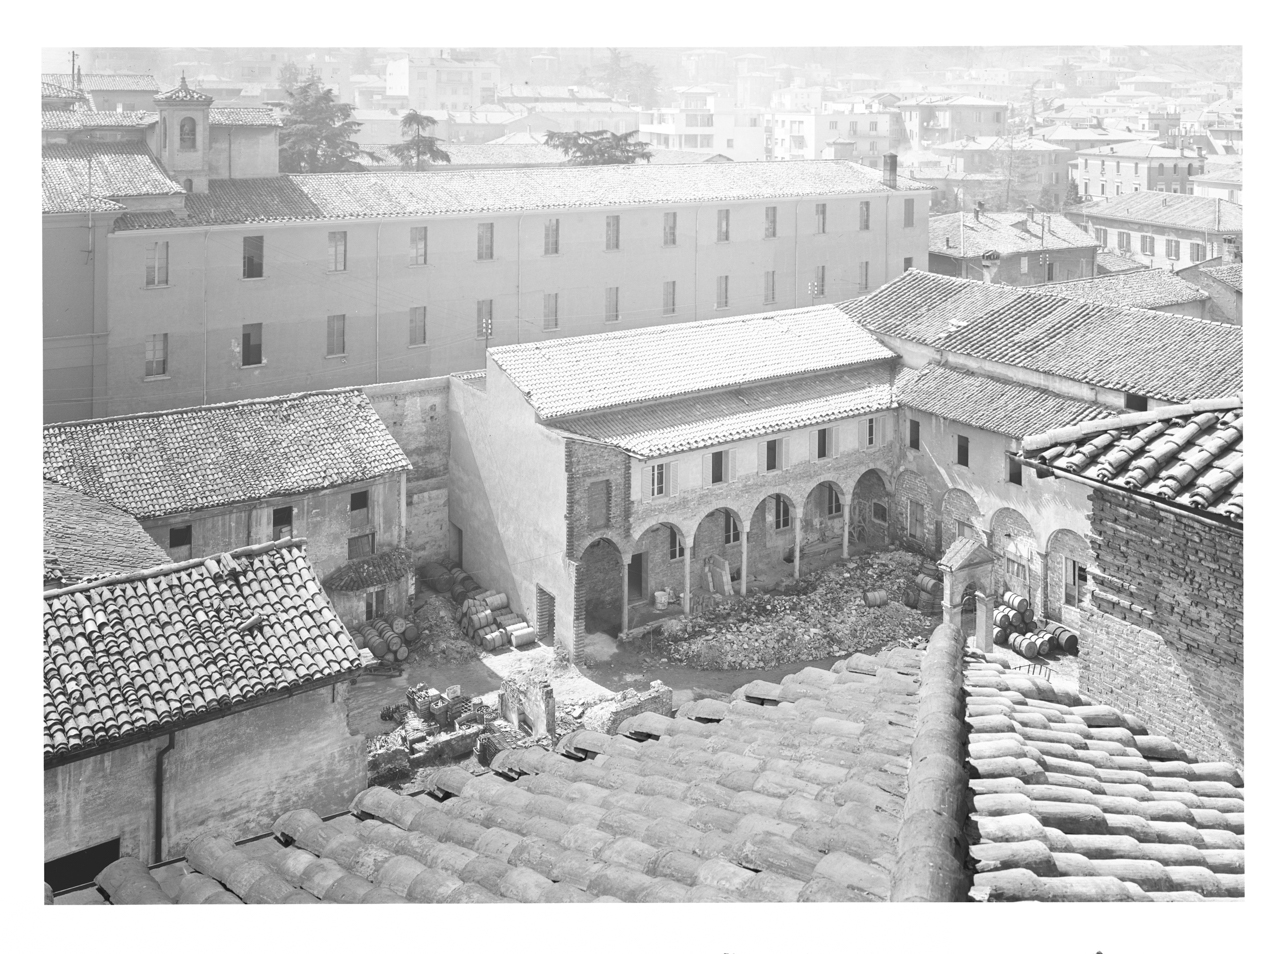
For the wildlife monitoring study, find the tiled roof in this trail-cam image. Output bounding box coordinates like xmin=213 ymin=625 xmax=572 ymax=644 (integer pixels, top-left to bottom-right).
xmin=1048 ymin=269 xmax=1209 ymax=308
xmin=322 ymin=548 xmax=415 ymax=591
xmin=43 ymin=73 xmax=160 ymax=92
xmin=490 ymin=304 xmax=895 ymax=421
xmin=207 ymin=107 xmax=281 ymax=127
xmin=111 ymin=160 xmax=932 ymax=230
xmin=43 ymin=540 xmax=362 ymax=761
xmin=1019 ymin=399 xmax=1243 ymax=523
xmin=1076 ymin=141 xmax=1191 ymax=158
xmin=43 ymin=481 xmax=168 ymax=588
xmin=894 ymin=364 xmax=1110 ymax=438
xmin=1075 ymin=193 xmax=1242 ymax=232
xmin=930 ymin=212 xmax=1098 ymax=257
xmin=424 ymin=143 xmax=567 ymax=166
xmin=1190 ymin=166 xmax=1243 ymax=185
xmin=645 ymin=149 xmax=733 ymax=164
xmin=1095 ymin=251 xmax=1147 ymax=274
xmin=42 ymin=141 xmax=183 ymax=213
xmin=40 ymin=109 xmax=155 ymax=131
xmin=42 ymin=81 xmax=85 ymax=99
xmin=840 ymin=272 xmax=1243 ymax=403
xmin=556 ymin=365 xmax=897 ymax=457
xmin=1200 ymin=263 xmax=1242 ymax=293
xmin=962 ymin=649 xmax=1244 ymax=901
xmin=933 ymin=137 xmax=1068 ymax=154
xmin=43 ymin=389 xmax=411 ymax=520
xmin=154 ymin=76 xmax=214 ymax=104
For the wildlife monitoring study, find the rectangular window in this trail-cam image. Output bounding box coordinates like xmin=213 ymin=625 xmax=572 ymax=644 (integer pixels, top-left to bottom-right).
xmin=815 ymin=202 xmax=827 ymax=234
xmin=605 ymin=286 xmax=620 ymax=322
xmin=814 ymin=265 xmax=826 ymax=298
xmin=663 ymin=212 xmax=677 ymax=247
xmin=328 ymin=231 xmax=347 ymax=271
xmin=326 ymin=314 xmax=345 ymax=356
xmin=663 ymin=280 xmax=676 ymax=316
xmin=542 ymin=293 xmax=559 ymax=331
xmin=904 ymin=257 xmax=913 ymax=271
xmin=864 ymin=416 xmax=879 ymax=448
xmin=544 ymin=218 xmax=560 ymax=255
xmin=956 ymin=435 xmax=970 ymax=467
xmin=350 ymin=489 xmax=370 ymax=527
xmin=1046 ymin=262 xmax=1056 ymax=282
xmin=242 ymin=235 xmax=264 ymax=278
xmin=241 ymin=323 xmax=262 ymax=366
xmin=904 ymin=198 xmax=915 ymax=228
xmin=765 ymin=439 xmax=779 ymax=472
xmin=605 ymin=214 xmax=620 ymax=251
xmin=477 ymin=222 xmax=494 ymax=260
xmin=817 ymin=426 xmax=832 ymax=459
xmin=1095 ymin=227 xmax=1108 ymax=245
xmin=849 ymin=121 xmax=857 ymax=134
xmin=348 ymin=532 xmax=375 ymax=560
xmin=650 ymin=463 xmax=666 ymax=497
xmin=1064 ymin=557 xmax=1088 ymax=608
xmin=1020 ymin=256 xmax=1029 ymax=276
xmin=909 ymin=419 xmax=920 ymax=450
xmin=476 ymin=299 xmax=493 ymax=339
xmin=773 ymin=495 xmax=791 ymax=530
xmin=872 ymin=501 xmax=889 ymax=525
xmin=1008 ymin=456 xmax=1023 ymax=485
xmin=723 ymin=510 xmax=740 ymax=544
xmin=146 ymin=241 xmax=169 ymax=287
xmin=1125 ymin=392 xmax=1149 ymax=412
xmin=716 ymin=275 xmax=729 ymax=309
xmin=717 ymin=208 xmax=730 ymax=242
xmin=857 ymin=261 xmax=869 ymax=292
xmin=1190 ymin=242 xmax=1205 ymax=263
xmin=587 ymin=480 xmax=610 ymax=528
xmin=869 ymin=120 xmax=879 ymax=132
xmin=825 ymin=484 xmax=842 ymax=517
xmin=272 ymin=505 xmax=294 ymax=541
xmin=763 ymin=270 xmax=776 ymax=305
xmin=364 ymin=587 xmax=386 ymax=620
xmin=144 ymin=333 xmax=167 ymax=378
xmin=410 ymin=306 xmax=427 ymax=346
xmin=1140 ymin=234 xmax=1155 ymax=255
xmin=1165 ymin=238 xmax=1180 ymax=260
xmin=1005 ymin=556 xmax=1028 ymax=582
xmin=168 ymin=524 xmax=192 ymax=559
xmin=668 ymin=526 xmax=685 ymax=560
xmin=1117 ymin=231 xmax=1131 ymax=251
xmin=908 ymin=499 xmax=923 ymax=541
xmin=710 ymin=450 xmax=726 ymax=484
xmin=859 ymin=201 xmax=870 ymax=230
xmin=764 ymin=205 xmax=777 ymax=238
xmin=410 ymin=226 xmax=427 ymax=265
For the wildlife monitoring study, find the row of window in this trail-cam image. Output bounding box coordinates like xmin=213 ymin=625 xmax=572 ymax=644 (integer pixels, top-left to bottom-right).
xmin=906 ymin=419 xmax=1023 ymax=485
xmin=827 ymin=120 xmax=881 ymax=133
xmin=1080 ymin=159 xmax=1203 ymax=176
xmin=1083 ymin=181 xmax=1190 ymax=198
xmin=166 ymin=491 xmax=375 ymax=561
xmin=1094 ymin=228 xmax=1206 ymax=261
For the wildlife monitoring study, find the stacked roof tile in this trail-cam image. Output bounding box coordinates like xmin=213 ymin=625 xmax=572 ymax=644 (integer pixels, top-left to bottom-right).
xmin=962 ymin=649 xmax=1244 ymax=901
xmin=489 ymin=304 xmax=895 ymax=420
xmin=557 ymin=365 xmax=897 ymax=457
xmin=1076 ymin=140 xmax=1194 ymax=159
xmin=895 ymin=364 xmax=1110 ymax=438
xmin=42 ymin=80 xmax=85 ymax=100
xmin=112 ymin=160 xmax=931 ymax=230
xmin=43 ymin=73 xmax=160 ymax=92
xmin=43 ymin=540 xmax=362 ymax=761
xmin=1019 ymin=399 xmax=1242 ymax=523
xmin=840 ymin=271 xmax=1243 ymax=403
xmin=41 ymin=109 xmax=156 ymax=130
xmin=1047 ymin=269 xmax=1209 ymax=309
xmin=42 ymin=141 xmax=183 ymax=213
xmin=43 ymin=481 xmax=168 ymax=587
xmin=43 ymin=389 xmax=411 ymax=520
xmin=929 ymin=211 xmax=1098 ymax=257
xmin=1075 ymin=193 xmax=1242 ymax=232
xmin=207 ymin=107 xmax=279 ymax=126
xmin=1200 ymin=263 xmax=1242 ymax=293
xmin=322 ymin=548 xmax=416 ymax=591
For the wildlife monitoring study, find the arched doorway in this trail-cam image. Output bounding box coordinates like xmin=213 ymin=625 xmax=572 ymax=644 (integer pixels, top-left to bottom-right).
xmin=990 ymin=507 xmax=1039 ymax=612
xmin=692 ymin=508 xmax=745 ymax=596
xmin=579 ymin=537 xmax=624 ymax=636
xmin=1046 ymin=528 xmax=1092 ymax=625
xmin=632 ymin=521 xmax=688 ymax=611
xmin=803 ymin=480 xmax=847 ymax=566
xmin=748 ymin=493 xmax=797 ymax=584
xmin=851 ymin=470 xmax=891 ymax=551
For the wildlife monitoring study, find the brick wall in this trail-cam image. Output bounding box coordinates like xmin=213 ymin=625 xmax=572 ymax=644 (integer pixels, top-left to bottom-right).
xmin=565 ymin=440 xmax=632 ymax=559
xmin=580 ymin=537 xmax=624 ymax=629
xmin=583 ymin=682 xmax=674 ymax=735
xmin=990 ymin=507 xmax=1042 ymax=613
xmin=896 ymin=469 xmax=936 ymax=555
xmin=1044 ymin=528 xmax=1092 ymax=627
xmin=1079 ymin=488 xmax=1243 ymax=766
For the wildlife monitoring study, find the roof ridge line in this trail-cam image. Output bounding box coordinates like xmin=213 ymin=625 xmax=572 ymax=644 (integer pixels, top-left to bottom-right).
xmin=1021 ymin=397 xmax=1242 ymax=453
xmin=42 ymin=386 xmax=366 ymax=431
xmin=43 ymin=537 xmax=308 ymax=598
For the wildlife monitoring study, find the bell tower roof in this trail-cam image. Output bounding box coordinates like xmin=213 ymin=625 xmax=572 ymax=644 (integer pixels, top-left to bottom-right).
xmin=154 ymin=73 xmax=214 ymax=105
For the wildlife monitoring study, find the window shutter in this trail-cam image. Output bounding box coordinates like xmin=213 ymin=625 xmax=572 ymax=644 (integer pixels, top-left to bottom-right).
xmin=645 ymin=465 xmax=654 ymax=497
xmin=758 ymin=442 xmax=767 ymax=474
xmin=668 ymin=461 xmax=679 ymax=497
xmin=702 ymin=454 xmax=712 ymax=487
xmin=830 ymin=427 xmax=840 ymax=457
xmin=838 ymin=423 xmax=853 ymax=456
xmin=809 ymin=430 xmax=819 ymax=462
xmin=727 ymin=449 xmax=737 ymax=481
xmin=781 ymin=437 xmax=792 ymax=469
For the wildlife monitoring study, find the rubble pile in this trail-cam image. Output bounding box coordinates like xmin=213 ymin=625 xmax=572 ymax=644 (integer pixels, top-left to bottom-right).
xmin=651 ymin=550 xmax=935 ymax=670
xmin=411 ymin=593 xmax=480 ymax=663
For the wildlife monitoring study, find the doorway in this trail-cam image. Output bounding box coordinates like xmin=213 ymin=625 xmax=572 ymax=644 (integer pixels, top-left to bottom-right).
xmin=627 ymin=552 xmax=646 ymax=602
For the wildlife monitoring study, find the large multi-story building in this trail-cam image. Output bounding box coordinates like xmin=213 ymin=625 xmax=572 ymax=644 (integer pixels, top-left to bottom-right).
xmin=929 ymin=136 xmax=1071 ymax=209
xmin=638 ymin=87 xmax=765 ymax=161
xmin=42 ymin=77 xmax=932 ymax=424
xmin=1074 ymin=140 xmax=1207 ymax=198
xmin=897 ymin=96 xmax=1009 ymax=149
xmin=386 ymin=55 xmax=501 ymax=111
xmin=928 ymin=209 xmax=1098 ymax=285
xmin=1066 ymin=192 xmax=1243 ymax=273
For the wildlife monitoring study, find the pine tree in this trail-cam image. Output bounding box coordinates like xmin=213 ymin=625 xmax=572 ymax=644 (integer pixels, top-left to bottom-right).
xmin=278 ymin=68 xmax=377 ymax=173
xmin=387 ymin=110 xmax=451 ymax=170
xmin=544 ymin=129 xmax=653 ymax=165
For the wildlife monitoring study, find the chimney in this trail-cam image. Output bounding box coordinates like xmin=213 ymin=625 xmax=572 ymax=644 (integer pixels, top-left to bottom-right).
xmin=882 ymin=152 xmax=898 ymax=188
xmin=1025 ymin=205 xmax=1036 ymax=224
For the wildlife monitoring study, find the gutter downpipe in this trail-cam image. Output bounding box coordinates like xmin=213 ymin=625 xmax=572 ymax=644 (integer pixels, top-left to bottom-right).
xmin=374 ymin=224 xmax=381 ymax=384
xmin=154 ymin=731 xmax=176 ymax=864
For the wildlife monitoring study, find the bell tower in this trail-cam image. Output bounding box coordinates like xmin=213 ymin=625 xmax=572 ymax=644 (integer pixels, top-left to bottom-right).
xmin=153 ymin=74 xmax=214 ymax=194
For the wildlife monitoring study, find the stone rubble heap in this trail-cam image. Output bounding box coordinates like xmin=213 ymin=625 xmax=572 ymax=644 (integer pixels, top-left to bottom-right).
xmin=411 ymin=593 xmax=481 ymax=664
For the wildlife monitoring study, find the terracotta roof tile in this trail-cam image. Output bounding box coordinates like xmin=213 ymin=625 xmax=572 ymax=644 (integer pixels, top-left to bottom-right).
xmin=841 ymin=271 xmax=1242 ymax=403
xmin=491 ymin=303 xmax=894 ymax=421
xmin=40 ymin=109 xmax=155 ymax=130
xmin=1047 ymin=269 xmax=1209 ymax=308
xmin=43 ymin=481 xmax=168 ymax=587
xmin=207 ymin=107 xmax=280 ymax=127
xmin=42 ymin=140 xmax=182 ymax=213
xmin=1075 ymin=193 xmax=1242 ymax=232
xmin=1200 ymin=263 xmax=1242 ymax=292
xmin=322 ymin=548 xmax=415 ymax=591
xmin=1095 ymin=250 xmax=1149 ymax=274
xmin=43 ymin=541 xmax=362 ymax=761
xmin=930 ymin=211 xmax=1098 ymax=257
xmin=43 ymin=73 xmax=160 ymax=93
xmin=43 ymin=389 xmax=410 ymax=520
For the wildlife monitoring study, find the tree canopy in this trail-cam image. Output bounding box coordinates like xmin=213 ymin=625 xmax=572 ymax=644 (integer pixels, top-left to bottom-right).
xmin=387 ymin=110 xmax=451 ymax=169
xmin=278 ymin=68 xmax=377 ymax=173
xmin=544 ymin=129 xmax=653 ymax=165
xmin=578 ymin=48 xmax=661 ymax=108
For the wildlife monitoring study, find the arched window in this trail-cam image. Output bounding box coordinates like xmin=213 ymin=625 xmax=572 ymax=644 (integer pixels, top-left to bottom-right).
xmin=183 ymin=178 xmax=193 ymax=193
xmin=179 ymin=117 xmax=196 ymax=151
xmin=1157 ymin=163 xmax=1165 ymax=176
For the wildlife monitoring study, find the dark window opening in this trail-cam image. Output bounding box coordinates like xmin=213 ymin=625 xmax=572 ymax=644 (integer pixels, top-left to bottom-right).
xmin=241 ymin=323 xmax=262 ymax=367
xmin=272 ymin=506 xmax=293 ymax=540
xmin=909 ymin=419 xmax=920 ymax=450
xmin=766 ymin=439 xmax=779 ymax=471
xmin=169 ymin=524 xmax=192 ymax=553
xmin=817 ymin=428 xmax=829 ymax=459
xmin=872 ymin=501 xmax=889 ymax=524
xmin=711 ymin=451 xmax=724 ymax=484
xmin=1008 ymin=457 xmax=1023 ymax=486
xmin=773 ymin=495 xmax=791 ymax=530
xmin=825 ymin=484 xmax=842 ymax=516
xmin=668 ymin=527 xmax=685 ymax=560
xmin=956 ymin=435 xmax=970 ymax=467
xmin=723 ymin=510 xmax=740 ymax=544
xmin=365 ymin=588 xmax=386 ymax=620
xmin=179 ymin=117 xmax=196 ymax=151
xmin=350 ymin=490 xmax=370 ymax=527
xmin=242 ymin=235 xmax=264 ymax=279
xmin=1125 ymin=393 xmax=1149 ymax=412
xmin=348 ymin=532 xmax=375 ymax=560
xmin=45 ymin=839 xmax=121 ymax=894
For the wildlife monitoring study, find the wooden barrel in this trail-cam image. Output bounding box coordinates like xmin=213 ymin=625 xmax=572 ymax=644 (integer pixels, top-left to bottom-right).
xmin=402 ymin=623 xmax=421 ymax=646
xmin=484 ymin=593 xmax=509 ymax=611
xmin=993 ymin=606 xmax=1016 ymax=627
xmin=367 ymin=635 xmax=388 ymax=657
xmin=1011 ymin=633 xmax=1040 ymax=659
xmin=394 ymin=645 xmax=409 ymax=662
xmin=1001 ymin=591 xmax=1030 ymax=614
xmin=511 ymin=629 xmax=538 ymax=648
xmin=390 ymin=617 xmax=408 ymax=635
xmin=1056 ymin=630 xmax=1079 ymax=653
xmin=1021 ymin=607 xmax=1036 ymax=625
xmin=915 ymin=575 xmax=942 ymax=596
xmin=901 ymin=586 xmax=919 ymax=609
xmin=387 ymin=633 xmax=403 ymax=653
xmin=863 ymin=589 xmax=889 ymax=607
xmin=993 ymin=627 xmax=1009 ymax=646
xmin=352 ymin=631 xmax=367 ymax=650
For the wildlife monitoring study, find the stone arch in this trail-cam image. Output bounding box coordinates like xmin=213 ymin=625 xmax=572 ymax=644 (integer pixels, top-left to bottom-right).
xmin=940 ymin=488 xmax=984 ymax=552
xmin=849 ymin=470 xmax=892 ymax=550
xmin=631 ymin=520 xmax=688 ymax=608
xmin=579 ymin=537 xmax=624 ymax=636
xmin=693 ymin=507 xmax=746 ymax=595
xmin=990 ymin=507 xmax=1039 ymax=609
xmin=746 ymin=492 xmax=799 ymax=585
xmin=574 ymin=529 xmax=630 ymax=563
xmin=895 ymin=469 xmax=935 ymax=554
xmin=801 ymin=480 xmax=847 ymax=566
xmin=1045 ymin=528 xmax=1093 ymax=625
xmin=179 ymin=116 xmax=197 ymax=150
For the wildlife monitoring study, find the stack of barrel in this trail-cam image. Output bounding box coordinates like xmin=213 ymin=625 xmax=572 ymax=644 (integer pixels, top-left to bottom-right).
xmin=447 ymin=566 xmax=485 ymax=606
xmin=1037 ymin=621 xmax=1080 ymax=654
xmin=350 ymin=615 xmax=421 ymax=666
xmin=420 ymin=561 xmax=454 ymax=595
xmin=913 ymin=567 xmax=943 ymax=615
xmin=997 ymin=591 xmax=1042 ymax=659
xmin=458 ymin=591 xmax=538 ymax=651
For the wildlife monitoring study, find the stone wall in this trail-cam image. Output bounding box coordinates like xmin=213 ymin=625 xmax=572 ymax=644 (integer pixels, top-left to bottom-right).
xmin=583 ymin=682 xmax=673 ymax=735
xmin=1078 ymin=488 xmax=1243 ymax=766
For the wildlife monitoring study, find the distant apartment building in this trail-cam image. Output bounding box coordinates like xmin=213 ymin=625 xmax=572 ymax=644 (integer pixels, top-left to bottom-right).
xmin=386 ymin=56 xmax=500 ymax=111
xmin=1066 ymin=192 xmax=1243 ymax=273
xmin=638 ymin=87 xmax=765 ymax=161
xmin=42 ymin=72 xmax=160 ymax=111
xmin=1074 ymin=141 xmax=1207 ymax=198
xmin=930 ymin=136 xmax=1070 ymax=209
xmin=928 ymin=208 xmax=1098 ymax=285
xmin=1190 ymin=164 xmax=1243 ymax=204
xmin=898 ymin=96 xmax=1009 ymax=149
